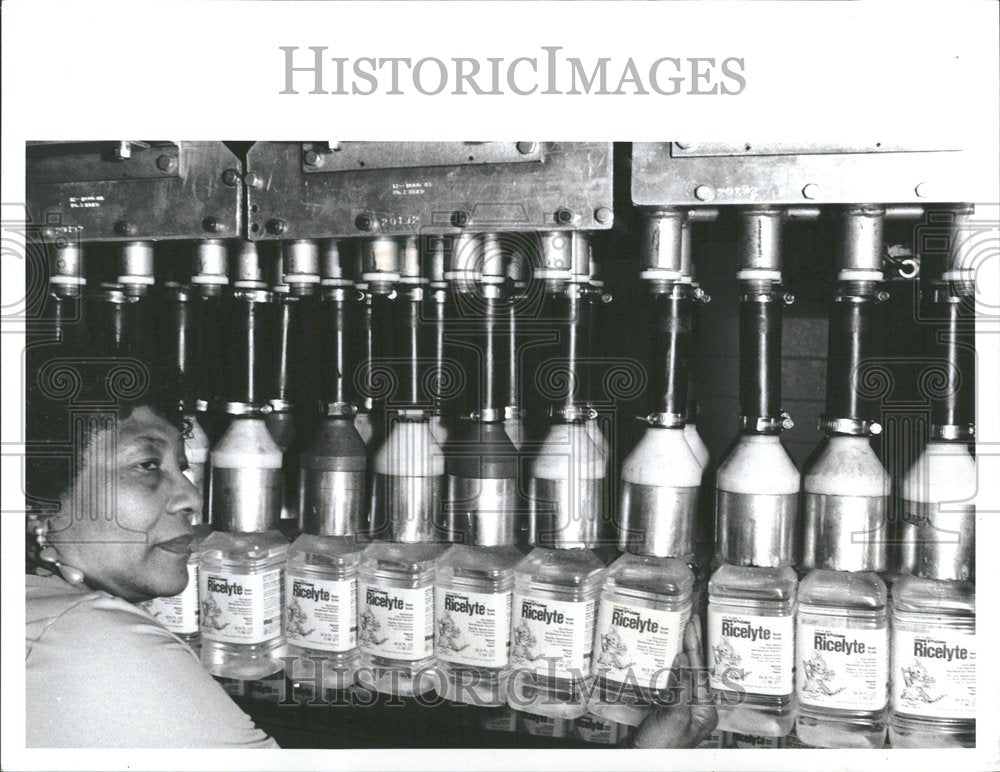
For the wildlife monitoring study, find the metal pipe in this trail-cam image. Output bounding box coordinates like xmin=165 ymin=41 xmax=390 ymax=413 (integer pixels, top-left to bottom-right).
xmin=737 ymin=208 xmax=789 ymax=434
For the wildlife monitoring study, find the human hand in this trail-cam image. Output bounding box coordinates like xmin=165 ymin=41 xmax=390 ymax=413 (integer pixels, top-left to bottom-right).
xmin=625 ymin=615 xmax=718 ymax=749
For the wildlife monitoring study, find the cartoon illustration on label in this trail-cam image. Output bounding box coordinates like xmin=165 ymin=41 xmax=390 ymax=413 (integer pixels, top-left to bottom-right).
xmin=900 ymin=660 xmax=944 ymax=705
xmin=712 ymin=637 xmax=750 ymax=682
xmin=596 ymin=625 xmax=634 ymax=670
xmin=510 ymin=621 xmax=541 ymax=664
xmin=436 ymin=611 xmax=468 ymax=655
xmin=801 ymin=651 xmax=845 ymax=697
xmin=360 ymin=608 xmax=388 ymax=648
xmin=201 ymin=595 xmax=229 ymax=632
xmin=286 ymin=596 xmax=315 ymax=639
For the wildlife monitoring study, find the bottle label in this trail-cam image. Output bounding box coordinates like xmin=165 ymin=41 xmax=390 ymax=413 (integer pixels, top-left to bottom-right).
xmin=285 ymin=574 xmax=357 ymax=652
xmin=572 ymin=714 xmax=622 ymax=744
xmin=707 ymin=609 xmax=794 ymax=696
xmin=891 ymin=627 xmax=976 ymax=719
xmin=519 ymin=712 xmax=569 ymax=737
xmin=142 ymin=561 xmax=199 ymax=636
xmin=199 ymin=567 xmax=284 ymax=644
xmin=509 ymin=593 xmax=596 ymax=679
xmin=796 ymin=622 xmax=888 ymax=710
xmin=358 ymin=581 xmax=434 ymax=661
xmin=593 ymin=598 xmax=686 ymax=689
xmin=479 ymin=706 xmax=518 ymax=732
xmin=724 ymin=731 xmax=782 ymax=749
xmin=434 ymin=587 xmax=512 ymax=668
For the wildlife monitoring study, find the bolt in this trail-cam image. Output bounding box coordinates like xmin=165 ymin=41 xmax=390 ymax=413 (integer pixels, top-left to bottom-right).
xmin=914 ymin=182 xmax=928 ymax=198
xmin=594 ymin=207 xmax=613 ymax=225
xmin=516 ymin=142 xmax=539 ymax=155
xmin=783 ymin=291 xmax=796 ymax=305
xmin=202 ymin=217 xmax=224 ymax=233
xmin=266 ymin=218 xmax=287 ymax=236
xmin=555 ymin=208 xmax=575 ymax=225
xmin=244 ymin=171 xmax=263 ymax=189
xmin=156 ymin=154 xmax=177 ymax=173
xmin=112 ymin=141 xmax=132 ymax=161
xmin=355 ymin=213 xmax=374 ymax=232
xmin=452 ymin=210 xmax=470 ymax=228
xmin=782 ymin=415 xmax=795 ymax=431
xmin=40 ymin=227 xmax=56 ymax=241
xmin=221 ymin=168 xmax=240 ymax=187
xmin=802 ymin=183 xmax=819 ymax=200
xmin=303 ymin=149 xmax=323 ymax=167
xmin=115 ymin=221 xmax=138 ymax=237
xmin=870 ymin=422 xmax=883 ymax=436
xmin=877 ymin=290 xmax=891 ymax=302
xmin=693 ymin=185 xmax=715 ymax=202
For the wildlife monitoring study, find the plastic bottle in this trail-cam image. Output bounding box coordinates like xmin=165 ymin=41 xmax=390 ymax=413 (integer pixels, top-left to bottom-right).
xmin=507 ymin=547 xmax=606 ymax=720
xmin=796 ymin=570 xmax=889 ymax=748
xmin=891 ymin=441 xmax=976 ymax=747
xmin=796 ymin=435 xmax=890 ymax=748
xmin=284 ymin=417 xmax=366 ymax=691
xmin=435 ymin=543 xmax=522 ymax=705
xmin=708 ymin=433 xmax=800 ymax=737
xmin=889 ymin=576 xmax=975 ymax=747
xmin=199 ymin=417 xmax=288 ymax=679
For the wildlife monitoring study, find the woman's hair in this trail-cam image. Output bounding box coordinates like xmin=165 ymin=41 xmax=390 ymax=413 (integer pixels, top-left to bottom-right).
xmin=25 ymin=344 xmax=187 ymax=513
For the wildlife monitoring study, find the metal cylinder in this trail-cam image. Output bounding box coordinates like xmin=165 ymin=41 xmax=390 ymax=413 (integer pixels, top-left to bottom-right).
xmin=739 ymin=207 xmax=784 ymax=272
xmin=823 ymin=281 xmax=879 ymax=429
xmin=360 ymin=237 xmax=400 ymax=278
xmin=838 ymin=205 xmax=886 ymax=273
xmin=640 ymin=209 xmax=685 ymax=273
xmin=620 ymin=482 xmax=697 ymax=558
xmin=283 ymin=239 xmax=320 ymax=285
xmin=49 ymin=240 xmax=85 ymax=291
xmin=914 ymin=503 xmax=975 ymax=582
xmin=117 ymin=241 xmax=154 ymax=289
xmin=528 ymin=423 xmax=608 ymax=549
xmin=801 ymin=494 xmax=888 ymax=572
xmin=369 ymin=417 xmax=446 ymax=541
xmin=928 ymin=284 xmax=975 ymax=439
xmin=444 ymin=423 xmax=519 ymax=546
xmin=164 ymin=283 xmax=197 ymax=412
xmin=738 ymin=281 xmax=783 ymax=432
xmin=233 ymin=241 xmax=267 ymax=287
xmin=223 ymin=288 xmax=277 ymax=408
xmin=647 ymin=282 xmax=692 ymax=419
xmin=394 ymin=281 xmax=434 ymax=409
xmin=210 ymin=417 xmax=283 ymax=532
xmin=400 ymin=236 xmax=422 ymax=281
xmin=299 ymin=417 xmax=366 ymax=536
xmin=540 ymin=231 xmax=572 ymax=272
xmin=425 ymin=236 xmax=447 ymax=284
xmin=570 ymin=232 xmax=590 ymax=280
xmin=318 ymin=283 xmax=361 ymax=412
xmin=320 ymin=240 xmax=349 ymax=284
xmin=715 ymin=491 xmax=798 ymax=567
xmin=192 ymin=240 xmax=228 ymax=285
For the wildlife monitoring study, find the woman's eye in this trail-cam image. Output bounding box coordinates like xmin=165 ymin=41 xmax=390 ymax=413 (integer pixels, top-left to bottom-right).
xmin=135 ymin=459 xmax=161 ymax=472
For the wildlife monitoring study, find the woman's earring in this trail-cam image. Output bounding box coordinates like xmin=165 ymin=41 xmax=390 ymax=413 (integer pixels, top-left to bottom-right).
xmin=36 ymin=525 xmax=85 ymax=586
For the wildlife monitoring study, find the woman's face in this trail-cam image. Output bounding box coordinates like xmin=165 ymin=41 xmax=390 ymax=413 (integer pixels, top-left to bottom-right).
xmin=49 ymin=405 xmax=202 ymax=603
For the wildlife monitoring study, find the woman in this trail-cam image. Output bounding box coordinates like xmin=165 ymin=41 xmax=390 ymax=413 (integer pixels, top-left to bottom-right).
xmin=25 ymin=357 xmax=278 ymax=748
xmin=25 ymin=355 xmax=714 ymax=748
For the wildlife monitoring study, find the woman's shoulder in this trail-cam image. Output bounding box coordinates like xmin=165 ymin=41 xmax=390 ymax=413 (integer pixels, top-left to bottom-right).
xmin=26 ymin=573 xmax=171 ymax=655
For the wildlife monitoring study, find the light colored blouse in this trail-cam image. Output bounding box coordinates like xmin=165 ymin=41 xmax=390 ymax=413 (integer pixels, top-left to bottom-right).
xmin=26 ymin=573 xmax=278 ymax=748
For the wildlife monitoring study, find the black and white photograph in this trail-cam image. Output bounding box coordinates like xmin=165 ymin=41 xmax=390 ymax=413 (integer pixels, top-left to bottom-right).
xmin=2 ymin=3 xmax=998 ymax=771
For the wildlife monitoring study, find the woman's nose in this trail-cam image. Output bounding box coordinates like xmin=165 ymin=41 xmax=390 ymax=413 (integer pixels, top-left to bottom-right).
xmin=168 ymin=469 xmax=203 ymax=518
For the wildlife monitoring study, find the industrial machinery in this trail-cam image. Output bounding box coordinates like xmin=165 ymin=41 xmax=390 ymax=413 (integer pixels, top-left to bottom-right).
xmin=25 ymin=140 xmax=980 ymax=749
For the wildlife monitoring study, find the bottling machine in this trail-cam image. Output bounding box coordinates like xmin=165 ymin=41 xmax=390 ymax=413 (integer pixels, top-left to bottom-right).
xmin=25 ymin=141 xmax=980 ymax=749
